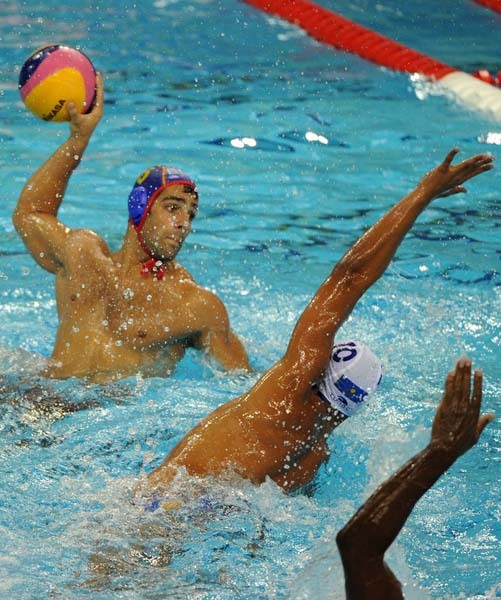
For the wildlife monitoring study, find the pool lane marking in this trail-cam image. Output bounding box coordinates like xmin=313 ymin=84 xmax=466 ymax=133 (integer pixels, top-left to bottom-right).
xmin=242 ymin=0 xmax=501 ymax=121
xmin=472 ymin=0 xmax=501 ymax=13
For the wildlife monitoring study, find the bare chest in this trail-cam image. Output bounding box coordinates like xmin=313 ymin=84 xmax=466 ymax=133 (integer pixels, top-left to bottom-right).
xmin=103 ymin=275 xmax=203 ymax=347
xmin=57 ymin=265 xmax=206 ymax=349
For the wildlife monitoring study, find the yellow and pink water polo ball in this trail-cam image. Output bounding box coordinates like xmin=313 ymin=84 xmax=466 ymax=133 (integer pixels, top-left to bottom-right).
xmin=19 ymin=44 xmax=96 ymax=122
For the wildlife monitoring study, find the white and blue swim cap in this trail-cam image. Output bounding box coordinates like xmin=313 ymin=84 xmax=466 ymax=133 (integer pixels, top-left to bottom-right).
xmin=317 ymin=340 xmax=382 ymax=417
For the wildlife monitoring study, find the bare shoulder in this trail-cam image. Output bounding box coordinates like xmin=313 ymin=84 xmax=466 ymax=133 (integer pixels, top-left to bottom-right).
xmin=170 ymin=264 xmax=222 ymax=306
xmin=193 ymin=284 xmax=228 ymax=316
xmin=170 ymin=261 xmax=196 ymax=283
xmin=179 ymin=280 xmax=232 ymax=332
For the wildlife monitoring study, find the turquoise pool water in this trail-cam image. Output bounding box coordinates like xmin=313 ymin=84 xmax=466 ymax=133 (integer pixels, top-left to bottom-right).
xmin=0 ymin=1 xmax=499 ymax=598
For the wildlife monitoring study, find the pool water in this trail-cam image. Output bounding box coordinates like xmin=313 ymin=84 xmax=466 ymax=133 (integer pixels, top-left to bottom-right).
xmin=0 ymin=1 xmax=500 ymax=598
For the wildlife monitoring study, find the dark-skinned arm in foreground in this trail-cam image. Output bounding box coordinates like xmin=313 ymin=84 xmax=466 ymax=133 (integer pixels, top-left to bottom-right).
xmin=336 ymin=358 xmax=495 ymax=600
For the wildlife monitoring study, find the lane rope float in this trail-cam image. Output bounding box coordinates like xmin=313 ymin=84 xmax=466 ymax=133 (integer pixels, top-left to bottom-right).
xmin=472 ymin=0 xmax=501 ymax=13
xmin=243 ymin=0 xmax=501 ymax=121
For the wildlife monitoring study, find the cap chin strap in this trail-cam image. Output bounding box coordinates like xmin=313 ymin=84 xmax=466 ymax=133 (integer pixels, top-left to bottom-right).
xmin=132 ymin=222 xmax=166 ymax=280
xmin=129 ymin=179 xmax=195 ymax=280
xmin=141 ymin=257 xmax=166 ymax=280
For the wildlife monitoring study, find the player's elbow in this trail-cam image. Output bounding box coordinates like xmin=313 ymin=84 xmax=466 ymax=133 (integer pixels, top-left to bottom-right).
xmin=336 ymin=524 xmax=353 ymax=557
xmin=13 ymin=210 xmax=42 ymax=242
xmin=12 ymin=209 xmax=38 ymax=244
xmin=336 ymin=519 xmax=367 ymax=563
xmin=328 ymin=261 xmax=369 ymax=299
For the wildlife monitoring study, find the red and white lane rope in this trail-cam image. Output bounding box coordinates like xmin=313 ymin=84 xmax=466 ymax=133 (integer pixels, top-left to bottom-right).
xmin=243 ymin=0 xmax=501 ymax=121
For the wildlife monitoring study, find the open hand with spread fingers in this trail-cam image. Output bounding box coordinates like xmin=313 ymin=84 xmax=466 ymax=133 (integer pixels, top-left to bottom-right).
xmin=419 ymin=148 xmax=494 ymax=200
xmin=431 ymin=357 xmax=495 ymax=460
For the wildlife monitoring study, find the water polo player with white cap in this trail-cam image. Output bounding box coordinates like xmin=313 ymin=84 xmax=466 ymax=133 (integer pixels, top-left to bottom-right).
xmin=144 ymin=148 xmax=493 ymax=496
xmin=316 ymin=340 xmax=382 ymax=418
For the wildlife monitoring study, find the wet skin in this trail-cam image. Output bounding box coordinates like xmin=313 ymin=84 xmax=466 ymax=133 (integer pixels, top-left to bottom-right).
xmin=14 ymin=74 xmax=250 ymax=382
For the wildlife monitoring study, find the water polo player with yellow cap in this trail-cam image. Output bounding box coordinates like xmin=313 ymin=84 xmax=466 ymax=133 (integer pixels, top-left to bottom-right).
xmin=13 ymin=73 xmax=250 ymax=383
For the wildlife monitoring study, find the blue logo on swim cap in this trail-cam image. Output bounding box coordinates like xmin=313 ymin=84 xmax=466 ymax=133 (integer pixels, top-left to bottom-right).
xmin=332 ymin=342 xmax=358 ymax=363
xmin=334 ymin=375 xmax=367 ymax=405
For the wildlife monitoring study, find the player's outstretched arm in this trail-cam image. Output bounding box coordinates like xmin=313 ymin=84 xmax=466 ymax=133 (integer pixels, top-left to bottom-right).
xmin=336 ymin=358 xmax=494 ymax=600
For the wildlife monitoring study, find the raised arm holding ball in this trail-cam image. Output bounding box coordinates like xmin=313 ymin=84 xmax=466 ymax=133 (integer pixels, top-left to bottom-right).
xmin=14 ymin=68 xmax=250 ymax=383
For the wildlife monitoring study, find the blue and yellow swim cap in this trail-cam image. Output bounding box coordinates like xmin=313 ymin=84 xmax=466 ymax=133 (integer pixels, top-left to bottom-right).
xmin=128 ymin=165 xmax=197 ymax=230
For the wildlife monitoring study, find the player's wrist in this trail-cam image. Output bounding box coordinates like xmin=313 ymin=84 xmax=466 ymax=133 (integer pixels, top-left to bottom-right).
xmin=427 ymin=441 xmax=459 ymax=468
xmin=62 ymin=135 xmax=89 ymax=161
